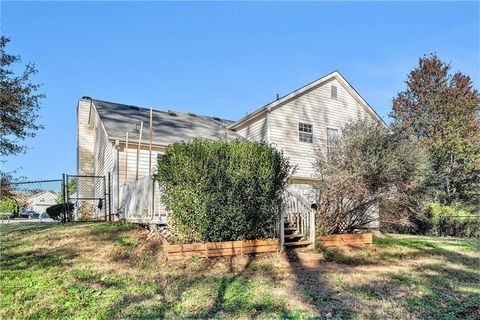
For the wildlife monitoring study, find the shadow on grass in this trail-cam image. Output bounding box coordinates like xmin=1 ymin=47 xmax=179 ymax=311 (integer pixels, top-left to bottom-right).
xmin=0 ymin=246 xmax=79 ymax=270
xmin=88 ymin=236 xmax=480 ymax=319
xmin=343 ymin=261 xmax=480 ymax=319
xmin=0 ymin=222 xmax=59 ymax=235
xmin=317 ymin=235 xmax=480 ymax=319
xmin=318 ymin=236 xmax=479 ymax=268
xmin=190 ymin=255 xmax=302 ymax=318
xmin=88 ymin=221 xmax=139 ymax=241
xmin=285 ymin=248 xmax=354 ymax=318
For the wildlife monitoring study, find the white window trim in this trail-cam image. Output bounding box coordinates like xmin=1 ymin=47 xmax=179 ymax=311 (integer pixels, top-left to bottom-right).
xmin=331 ymin=85 xmax=338 ymax=99
xmin=326 ymin=127 xmax=339 ymax=152
xmin=298 ymin=122 xmax=313 ymax=143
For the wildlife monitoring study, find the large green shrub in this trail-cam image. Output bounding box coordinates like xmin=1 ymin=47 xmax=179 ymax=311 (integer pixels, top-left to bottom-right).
xmin=425 ymin=203 xmax=480 ymax=237
xmin=156 ymin=139 xmax=291 ymax=243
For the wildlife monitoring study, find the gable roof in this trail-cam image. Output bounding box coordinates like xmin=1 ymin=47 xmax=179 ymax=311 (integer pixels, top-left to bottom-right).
xmin=90 ymin=99 xmax=241 ymax=146
xmin=228 ymin=71 xmax=389 ymax=129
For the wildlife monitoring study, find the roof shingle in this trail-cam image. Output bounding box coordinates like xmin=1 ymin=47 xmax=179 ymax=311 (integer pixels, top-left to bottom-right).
xmin=91 ymin=99 xmax=241 ymax=146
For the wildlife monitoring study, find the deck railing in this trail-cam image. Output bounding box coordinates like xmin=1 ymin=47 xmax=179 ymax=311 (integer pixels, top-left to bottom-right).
xmin=280 ymin=187 xmax=316 ymax=248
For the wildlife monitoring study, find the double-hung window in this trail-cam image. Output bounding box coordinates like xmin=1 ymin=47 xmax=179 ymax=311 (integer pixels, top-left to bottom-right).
xmin=327 ymin=127 xmax=339 ymax=153
xmin=299 ymin=122 xmax=313 ymax=143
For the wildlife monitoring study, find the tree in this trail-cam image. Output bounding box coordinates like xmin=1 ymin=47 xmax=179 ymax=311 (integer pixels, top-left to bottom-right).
xmin=0 ymin=36 xmax=45 ymax=157
xmin=390 ymin=54 xmax=480 ymax=207
xmin=314 ymin=120 xmax=427 ymax=234
xmin=0 ymin=172 xmax=14 ymax=199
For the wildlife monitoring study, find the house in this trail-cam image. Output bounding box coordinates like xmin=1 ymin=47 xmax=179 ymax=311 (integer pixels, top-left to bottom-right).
xmin=25 ymin=191 xmax=57 ymax=214
xmin=77 ymin=71 xmax=387 ymax=221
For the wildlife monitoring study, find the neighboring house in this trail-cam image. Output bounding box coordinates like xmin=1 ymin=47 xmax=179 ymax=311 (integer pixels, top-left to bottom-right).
xmin=77 ymin=71 xmax=387 ymax=220
xmin=26 ymin=191 xmax=57 ymax=213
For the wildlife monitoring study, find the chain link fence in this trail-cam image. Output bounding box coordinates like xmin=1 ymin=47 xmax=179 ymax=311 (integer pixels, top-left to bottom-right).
xmin=1 ymin=174 xmax=111 ymax=222
xmin=66 ymin=174 xmax=111 ymax=221
xmin=2 ymin=179 xmax=63 ymax=221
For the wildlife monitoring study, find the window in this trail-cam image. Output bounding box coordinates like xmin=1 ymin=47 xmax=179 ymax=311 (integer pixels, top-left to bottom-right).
xmin=327 ymin=127 xmax=339 ymax=152
xmin=331 ymin=85 xmax=337 ymax=99
xmin=299 ymin=122 xmax=313 ymax=143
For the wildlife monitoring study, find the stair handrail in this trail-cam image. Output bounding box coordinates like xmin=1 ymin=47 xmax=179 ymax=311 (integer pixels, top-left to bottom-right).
xmin=280 ymin=187 xmax=316 ymax=249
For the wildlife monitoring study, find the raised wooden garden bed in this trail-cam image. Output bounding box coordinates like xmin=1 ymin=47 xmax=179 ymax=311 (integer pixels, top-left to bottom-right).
xmin=316 ymin=233 xmax=372 ymax=247
xmin=166 ymin=239 xmax=279 ymax=260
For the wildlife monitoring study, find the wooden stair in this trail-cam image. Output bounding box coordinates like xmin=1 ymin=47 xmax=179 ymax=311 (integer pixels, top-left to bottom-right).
xmin=284 ymin=240 xmax=312 ymax=247
xmin=285 ymin=234 xmax=305 ymax=239
xmin=283 ymin=224 xmax=311 ymax=248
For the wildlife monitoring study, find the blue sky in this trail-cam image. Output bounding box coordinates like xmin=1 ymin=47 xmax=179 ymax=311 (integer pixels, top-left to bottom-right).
xmin=2 ymin=1 xmax=479 ymax=180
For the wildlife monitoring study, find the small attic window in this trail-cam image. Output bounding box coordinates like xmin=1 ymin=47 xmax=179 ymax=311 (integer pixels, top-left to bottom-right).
xmin=167 ymin=110 xmax=177 ymax=116
xmin=188 ymin=112 xmax=197 ymax=117
xmin=331 ymin=85 xmax=337 ymax=99
xmin=212 ymin=117 xmax=221 ymax=121
xmin=130 ymin=105 xmax=140 ymax=110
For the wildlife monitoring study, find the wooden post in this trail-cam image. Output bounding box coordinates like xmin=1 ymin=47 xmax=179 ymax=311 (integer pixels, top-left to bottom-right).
xmin=280 ymin=208 xmax=285 ymax=249
xmin=124 ymin=132 xmax=129 ymax=184
xmin=148 ymin=108 xmax=153 ymax=176
xmin=135 ymin=121 xmax=143 ymax=181
xmin=309 ymin=210 xmax=316 ymax=250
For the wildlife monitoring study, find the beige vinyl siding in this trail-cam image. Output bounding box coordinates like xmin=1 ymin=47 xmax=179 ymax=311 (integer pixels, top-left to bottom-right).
xmin=269 ymin=78 xmax=376 ymax=178
xmin=93 ymin=114 xmax=115 ymax=209
xmin=77 ymin=100 xmax=115 ymax=212
xmin=118 ymin=147 xmax=164 ymax=185
xmin=234 ymin=115 xmax=268 ymax=141
xmin=93 ymin=114 xmax=115 ymax=179
xmin=77 ymin=99 xmax=95 ymax=176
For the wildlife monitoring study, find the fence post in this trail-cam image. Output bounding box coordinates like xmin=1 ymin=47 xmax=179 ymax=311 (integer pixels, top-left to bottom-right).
xmin=103 ymin=175 xmax=107 ymax=221
xmin=66 ymin=174 xmax=71 ymax=220
xmin=62 ymin=174 xmax=66 ymax=223
xmin=108 ymin=172 xmax=112 ymax=222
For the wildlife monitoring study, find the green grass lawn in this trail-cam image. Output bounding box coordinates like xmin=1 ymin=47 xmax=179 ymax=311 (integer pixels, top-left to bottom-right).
xmin=1 ymin=222 xmax=478 ymax=319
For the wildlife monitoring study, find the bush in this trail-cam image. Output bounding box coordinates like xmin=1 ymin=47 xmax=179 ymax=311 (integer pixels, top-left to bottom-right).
xmin=156 ymin=139 xmax=290 ymax=243
xmin=424 ymin=203 xmax=480 ymax=237
xmin=315 ymin=120 xmax=428 ymax=234
xmin=0 ymin=197 xmax=19 ymax=217
xmin=46 ymin=203 xmax=74 ymax=221
xmin=0 ymin=212 xmax=12 ymax=220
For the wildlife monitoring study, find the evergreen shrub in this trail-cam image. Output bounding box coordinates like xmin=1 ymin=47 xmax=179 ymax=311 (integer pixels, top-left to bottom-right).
xmin=425 ymin=203 xmax=480 ymax=237
xmin=156 ymin=139 xmax=291 ymax=243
